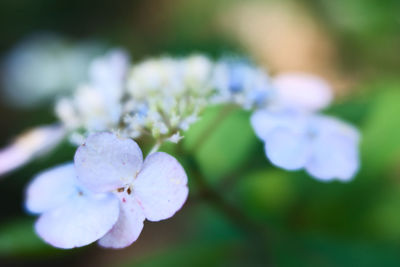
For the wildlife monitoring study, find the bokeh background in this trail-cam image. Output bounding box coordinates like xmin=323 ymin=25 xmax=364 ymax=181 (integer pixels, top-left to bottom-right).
xmin=0 ymin=0 xmax=400 ymax=266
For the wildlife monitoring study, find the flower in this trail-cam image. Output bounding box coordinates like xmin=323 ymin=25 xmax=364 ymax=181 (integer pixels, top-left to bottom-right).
xmin=25 ymin=132 xmax=188 ymax=249
xmin=2 ymin=33 xmax=104 ymax=108
xmin=251 ymin=110 xmax=360 ymax=181
xmin=25 ymin=163 xmax=120 ymax=249
xmin=74 ymin=132 xmax=188 ymax=248
xmin=55 ymin=49 xmax=129 ymax=137
xmin=271 ymin=72 xmax=333 ymax=112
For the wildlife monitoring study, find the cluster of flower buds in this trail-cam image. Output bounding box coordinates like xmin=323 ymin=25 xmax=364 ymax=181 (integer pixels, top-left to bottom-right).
xmin=122 ymin=55 xmax=215 ymax=142
xmin=54 ymin=52 xmax=276 ymax=145
xmin=0 ymin=49 xmax=361 ymax=249
xmin=55 ymin=50 xmax=129 ymax=143
xmin=211 ymin=57 xmax=273 ymax=109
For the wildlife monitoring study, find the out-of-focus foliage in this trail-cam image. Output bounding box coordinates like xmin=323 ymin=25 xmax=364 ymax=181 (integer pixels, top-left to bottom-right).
xmin=184 ymin=105 xmax=258 ymax=183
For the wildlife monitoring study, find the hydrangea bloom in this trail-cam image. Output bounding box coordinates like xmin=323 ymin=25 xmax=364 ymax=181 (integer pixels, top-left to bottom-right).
xmin=251 ymin=110 xmax=360 ymax=181
xmin=26 ymin=132 xmax=188 ymax=249
xmin=249 ymin=72 xmax=360 ymax=181
xmin=75 ymin=132 xmax=188 ymax=248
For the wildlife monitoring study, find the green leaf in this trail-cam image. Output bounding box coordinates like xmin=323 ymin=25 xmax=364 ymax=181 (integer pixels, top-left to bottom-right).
xmin=232 ymin=169 xmax=296 ymax=221
xmin=184 ymin=105 xmax=258 ymax=184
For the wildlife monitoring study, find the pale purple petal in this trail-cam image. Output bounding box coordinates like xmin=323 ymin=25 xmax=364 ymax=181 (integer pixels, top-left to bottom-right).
xmin=0 ymin=125 xmax=65 ymax=176
xmin=250 ymin=110 xmax=305 ymax=141
xmin=265 ymin=128 xmax=312 ymax=170
xmin=25 ymin=163 xmax=77 ymax=214
xmin=35 ymin=192 xmax=119 ymax=249
xmin=273 ymin=72 xmax=333 ymax=112
xmin=74 ymin=132 xmax=143 ymax=193
xmin=306 ymin=116 xmax=360 ymax=181
xmin=134 ymin=152 xmax=188 ymax=221
xmin=98 ymin=193 xmax=145 ymax=249
xmin=0 ymin=145 xmax=30 ymax=177
xmin=306 ymin=133 xmax=359 ymax=181
xmin=312 ymin=115 xmax=360 ymax=143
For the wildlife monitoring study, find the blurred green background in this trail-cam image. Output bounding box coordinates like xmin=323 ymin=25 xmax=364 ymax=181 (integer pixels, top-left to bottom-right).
xmin=0 ymin=0 xmax=400 ymax=266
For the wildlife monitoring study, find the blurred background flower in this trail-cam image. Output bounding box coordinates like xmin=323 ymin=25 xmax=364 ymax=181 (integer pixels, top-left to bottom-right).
xmin=0 ymin=0 xmax=399 ymax=266
xmin=1 ymin=33 xmax=105 ymax=108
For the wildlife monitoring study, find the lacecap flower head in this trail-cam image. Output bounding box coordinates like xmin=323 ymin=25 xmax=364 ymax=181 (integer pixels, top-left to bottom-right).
xmin=0 ymin=50 xmax=362 ymax=251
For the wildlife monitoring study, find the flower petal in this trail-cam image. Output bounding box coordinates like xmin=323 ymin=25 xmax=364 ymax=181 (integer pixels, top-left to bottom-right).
xmin=250 ymin=110 xmax=306 ymax=141
xmin=273 ymin=72 xmax=333 ymax=112
xmin=35 ymin=192 xmax=119 ymax=249
xmin=134 ymin=152 xmax=188 ymax=221
xmin=0 ymin=125 xmax=65 ymax=176
xmin=25 ymin=163 xmax=77 ymax=214
xmin=98 ymin=193 xmax=145 ymax=249
xmin=306 ymin=116 xmax=360 ymax=181
xmin=306 ymin=133 xmax=359 ymax=181
xmin=74 ymin=132 xmax=143 ymax=193
xmin=265 ymin=127 xmax=312 ymax=170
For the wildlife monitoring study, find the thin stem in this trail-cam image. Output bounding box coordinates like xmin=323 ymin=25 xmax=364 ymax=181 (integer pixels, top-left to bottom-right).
xmin=148 ymin=140 xmax=161 ymax=155
xmin=186 ymin=155 xmax=273 ymax=265
xmin=190 ymin=105 xmax=236 ymax=152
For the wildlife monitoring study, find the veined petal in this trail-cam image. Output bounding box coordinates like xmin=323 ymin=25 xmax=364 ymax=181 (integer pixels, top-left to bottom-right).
xmin=99 ymin=193 xmax=145 ymax=249
xmin=74 ymin=132 xmax=143 ymax=193
xmin=35 ymin=192 xmax=119 ymax=249
xmin=273 ymin=72 xmax=333 ymax=112
xmin=0 ymin=125 xmax=65 ymax=176
xmin=134 ymin=152 xmax=188 ymax=222
xmin=265 ymin=128 xmax=312 ymax=170
xmin=25 ymin=163 xmax=77 ymax=214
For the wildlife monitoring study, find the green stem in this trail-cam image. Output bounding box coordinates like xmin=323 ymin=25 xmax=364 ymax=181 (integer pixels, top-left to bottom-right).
xmin=186 ymin=155 xmax=273 ymax=265
xmin=148 ymin=140 xmax=161 ymax=155
xmin=190 ymin=105 xmax=236 ymax=152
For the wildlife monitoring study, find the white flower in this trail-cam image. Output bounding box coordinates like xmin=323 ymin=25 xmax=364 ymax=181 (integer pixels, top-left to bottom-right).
xmin=25 ymin=132 xmax=188 ymax=249
xmin=251 ymin=110 xmax=360 ymax=181
xmin=2 ymin=33 xmax=104 ymax=108
xmin=77 ymin=132 xmax=188 ymax=248
xmin=123 ymin=55 xmax=213 ymax=140
xmin=25 ymin=163 xmax=120 ymax=249
xmin=0 ymin=125 xmax=65 ymax=176
xmin=55 ymin=49 xmax=129 ymax=133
